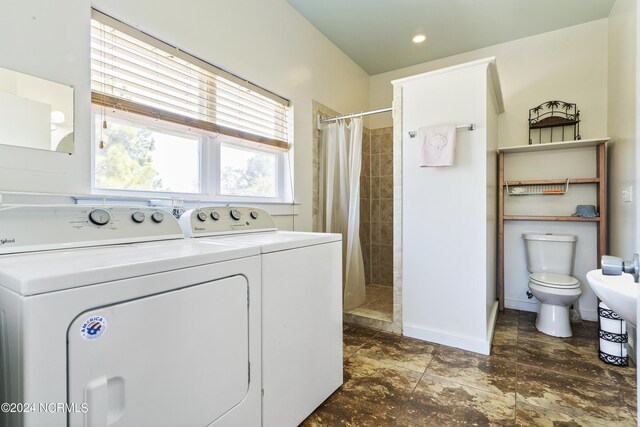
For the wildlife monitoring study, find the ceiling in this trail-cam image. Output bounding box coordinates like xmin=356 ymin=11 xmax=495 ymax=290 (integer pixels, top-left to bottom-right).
xmin=285 ymin=0 xmax=616 ymax=75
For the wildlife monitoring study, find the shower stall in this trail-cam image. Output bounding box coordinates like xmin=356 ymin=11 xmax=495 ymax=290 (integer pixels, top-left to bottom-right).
xmin=313 ymin=101 xmax=399 ymax=333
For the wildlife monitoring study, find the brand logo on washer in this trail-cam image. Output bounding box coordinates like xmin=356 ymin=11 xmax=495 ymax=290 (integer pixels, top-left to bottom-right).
xmin=80 ymin=316 xmax=107 ymax=340
xmin=0 ymin=238 xmax=15 ymax=245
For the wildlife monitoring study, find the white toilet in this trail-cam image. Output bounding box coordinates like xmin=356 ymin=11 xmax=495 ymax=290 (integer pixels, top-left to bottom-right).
xmin=523 ymin=233 xmax=582 ymax=337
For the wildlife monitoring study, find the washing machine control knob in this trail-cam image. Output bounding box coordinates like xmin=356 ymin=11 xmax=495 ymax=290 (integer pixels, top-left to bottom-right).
xmin=88 ymin=209 xmax=111 ymax=226
xmin=230 ymin=209 xmax=241 ymax=221
xmin=211 ymin=211 xmax=220 ymax=221
xmin=151 ymin=211 xmax=164 ymax=223
xmin=250 ymin=211 xmax=259 ymax=219
xmin=196 ymin=211 xmax=207 ymax=222
xmin=131 ymin=211 xmax=146 ymax=223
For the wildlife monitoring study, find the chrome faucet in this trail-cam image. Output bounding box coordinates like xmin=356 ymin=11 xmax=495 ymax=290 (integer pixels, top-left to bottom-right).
xmin=601 ymin=254 xmax=640 ymax=283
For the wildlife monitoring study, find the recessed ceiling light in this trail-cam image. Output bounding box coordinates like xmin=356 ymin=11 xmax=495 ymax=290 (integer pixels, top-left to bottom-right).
xmin=412 ymin=34 xmax=426 ymax=44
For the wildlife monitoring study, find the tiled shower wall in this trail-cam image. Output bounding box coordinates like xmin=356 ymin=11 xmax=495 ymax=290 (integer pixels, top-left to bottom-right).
xmin=312 ymin=101 xmax=341 ymax=233
xmin=362 ymin=127 xmax=394 ymax=286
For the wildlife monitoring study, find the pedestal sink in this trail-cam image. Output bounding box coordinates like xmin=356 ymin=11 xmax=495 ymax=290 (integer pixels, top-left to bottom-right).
xmin=586 ymin=269 xmax=637 ymax=327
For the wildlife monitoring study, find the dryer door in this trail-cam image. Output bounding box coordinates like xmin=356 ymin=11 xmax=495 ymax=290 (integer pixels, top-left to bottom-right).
xmin=67 ymin=274 xmax=249 ymax=427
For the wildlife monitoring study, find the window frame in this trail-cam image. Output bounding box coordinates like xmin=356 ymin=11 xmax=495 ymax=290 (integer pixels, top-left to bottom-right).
xmin=90 ymin=108 xmax=290 ymax=202
xmin=89 ymin=9 xmax=293 ymax=203
xmin=215 ymin=137 xmax=286 ymax=201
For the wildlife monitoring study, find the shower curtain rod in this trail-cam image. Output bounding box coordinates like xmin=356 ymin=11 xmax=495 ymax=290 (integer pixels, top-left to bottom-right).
xmin=319 ymin=107 xmax=392 ymax=124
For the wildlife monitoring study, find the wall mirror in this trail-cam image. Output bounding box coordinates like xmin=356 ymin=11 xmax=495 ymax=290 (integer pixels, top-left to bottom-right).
xmin=0 ymin=66 xmax=74 ymax=153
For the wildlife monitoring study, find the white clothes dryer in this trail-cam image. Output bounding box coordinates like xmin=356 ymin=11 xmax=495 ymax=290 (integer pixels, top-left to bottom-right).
xmin=0 ymin=205 xmax=262 ymax=427
xmin=180 ymin=206 xmax=343 ymax=427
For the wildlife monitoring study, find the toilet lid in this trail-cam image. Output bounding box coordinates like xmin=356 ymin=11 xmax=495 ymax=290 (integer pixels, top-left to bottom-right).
xmin=530 ymin=272 xmax=580 ymax=288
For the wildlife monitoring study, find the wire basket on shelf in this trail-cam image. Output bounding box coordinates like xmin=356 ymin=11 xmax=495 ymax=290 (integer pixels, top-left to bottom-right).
xmin=506 ymin=178 xmax=570 ymax=196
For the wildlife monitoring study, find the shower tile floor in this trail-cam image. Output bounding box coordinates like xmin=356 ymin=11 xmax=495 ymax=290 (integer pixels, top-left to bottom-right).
xmin=345 ymin=284 xmax=393 ymax=321
xmin=302 ymin=309 xmax=637 ymax=426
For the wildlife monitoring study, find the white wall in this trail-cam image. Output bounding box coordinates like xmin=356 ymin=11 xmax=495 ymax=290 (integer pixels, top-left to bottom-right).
xmin=502 ymin=146 xmax=600 ymax=319
xmin=485 ymin=74 xmax=499 ymax=321
xmin=0 ymin=0 xmax=89 ymax=195
xmin=0 ymin=0 xmax=371 ymax=231
xmin=608 ymin=0 xmax=637 ymax=263
xmin=372 ymin=19 xmax=610 ymax=322
xmin=637 ymin=0 xmax=640 ymax=410
xmin=398 ymin=60 xmax=500 ymax=354
xmin=369 ymin=19 xmax=609 ymax=144
xmin=607 ymin=0 xmax=638 ymax=365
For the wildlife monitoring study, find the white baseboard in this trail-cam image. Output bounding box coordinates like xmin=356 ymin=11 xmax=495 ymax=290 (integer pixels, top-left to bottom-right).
xmin=404 ymin=304 xmax=497 ymax=356
xmin=505 ymin=298 xmax=597 ymax=322
xmin=505 ymin=299 xmax=537 ymax=312
xmin=487 ymin=301 xmax=499 ymax=342
xmin=580 ymin=308 xmax=598 ymax=322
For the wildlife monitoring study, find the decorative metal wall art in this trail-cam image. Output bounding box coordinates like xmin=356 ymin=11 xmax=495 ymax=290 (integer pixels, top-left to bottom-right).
xmin=528 ymin=100 xmax=580 ymax=144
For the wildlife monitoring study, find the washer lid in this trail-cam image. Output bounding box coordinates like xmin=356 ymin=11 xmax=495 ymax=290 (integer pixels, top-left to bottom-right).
xmin=530 ymin=272 xmax=580 ymax=288
xmin=205 ymin=231 xmax=342 ymax=253
xmin=0 ymin=240 xmax=259 ymax=296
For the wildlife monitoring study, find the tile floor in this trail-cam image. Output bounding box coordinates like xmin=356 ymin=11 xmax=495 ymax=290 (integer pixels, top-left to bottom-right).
xmin=345 ymin=284 xmax=393 ymax=321
xmin=302 ymin=309 xmax=637 ymax=426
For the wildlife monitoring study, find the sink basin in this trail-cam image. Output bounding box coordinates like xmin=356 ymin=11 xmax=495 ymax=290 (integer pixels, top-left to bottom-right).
xmin=586 ymin=269 xmax=637 ymax=327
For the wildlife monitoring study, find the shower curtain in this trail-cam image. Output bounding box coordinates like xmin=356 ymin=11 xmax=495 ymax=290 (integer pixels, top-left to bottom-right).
xmin=319 ymin=117 xmax=366 ymax=311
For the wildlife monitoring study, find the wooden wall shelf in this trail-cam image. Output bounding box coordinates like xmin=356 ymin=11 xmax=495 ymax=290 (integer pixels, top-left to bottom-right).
xmin=503 ymin=215 xmax=600 ymax=222
xmin=497 ymin=139 xmax=608 ymax=311
xmin=503 ymin=177 xmax=599 ymax=186
xmin=497 ymin=138 xmax=608 ymax=154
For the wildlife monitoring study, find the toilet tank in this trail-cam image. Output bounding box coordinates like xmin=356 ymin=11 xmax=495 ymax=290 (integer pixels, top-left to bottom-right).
xmin=523 ymin=233 xmax=577 ymax=275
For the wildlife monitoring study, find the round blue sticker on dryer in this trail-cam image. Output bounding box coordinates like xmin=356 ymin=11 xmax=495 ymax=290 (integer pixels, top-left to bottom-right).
xmin=80 ymin=315 xmax=108 ymax=340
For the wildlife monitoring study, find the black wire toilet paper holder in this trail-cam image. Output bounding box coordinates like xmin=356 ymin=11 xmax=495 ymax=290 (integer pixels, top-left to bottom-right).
xmin=598 ymin=305 xmax=628 ymax=367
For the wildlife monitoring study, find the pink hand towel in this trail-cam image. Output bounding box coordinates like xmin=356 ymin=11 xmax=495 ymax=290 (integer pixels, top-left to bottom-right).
xmin=418 ymin=124 xmax=456 ymax=167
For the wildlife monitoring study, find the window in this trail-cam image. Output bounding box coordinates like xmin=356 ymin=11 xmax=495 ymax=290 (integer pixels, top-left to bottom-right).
xmin=90 ymin=10 xmax=291 ymax=200
xmin=94 ymin=112 xmax=201 ymax=194
xmin=219 ymin=144 xmax=278 ymax=197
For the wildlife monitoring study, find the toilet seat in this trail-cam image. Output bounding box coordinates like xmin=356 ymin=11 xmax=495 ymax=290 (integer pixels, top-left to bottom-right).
xmin=529 ymin=272 xmax=580 ymax=289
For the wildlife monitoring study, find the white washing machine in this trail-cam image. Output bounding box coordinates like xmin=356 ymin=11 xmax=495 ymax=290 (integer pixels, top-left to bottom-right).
xmin=0 ymin=205 xmax=262 ymax=427
xmin=180 ymin=206 xmax=343 ymax=427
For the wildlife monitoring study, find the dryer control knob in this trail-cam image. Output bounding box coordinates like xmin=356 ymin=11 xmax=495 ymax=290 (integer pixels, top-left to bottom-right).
xmin=131 ymin=211 xmax=146 ymax=223
xmin=88 ymin=209 xmax=110 ymax=226
xmin=211 ymin=211 xmax=220 ymax=221
xmin=230 ymin=209 xmax=241 ymax=221
xmin=196 ymin=211 xmax=207 ymax=222
xmin=151 ymin=211 xmax=165 ymax=223
xmin=250 ymin=211 xmax=259 ymax=219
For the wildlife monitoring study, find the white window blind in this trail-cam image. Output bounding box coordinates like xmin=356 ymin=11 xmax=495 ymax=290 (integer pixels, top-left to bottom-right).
xmin=90 ymin=10 xmax=291 ymax=150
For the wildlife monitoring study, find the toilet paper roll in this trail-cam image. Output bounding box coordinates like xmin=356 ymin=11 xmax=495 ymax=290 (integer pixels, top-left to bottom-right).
xmin=600 ymin=317 xmax=627 ymax=334
xmin=599 ymin=301 xmax=620 ymax=315
xmin=600 ymin=338 xmax=625 ymax=357
xmin=599 ymin=302 xmax=624 ymax=318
